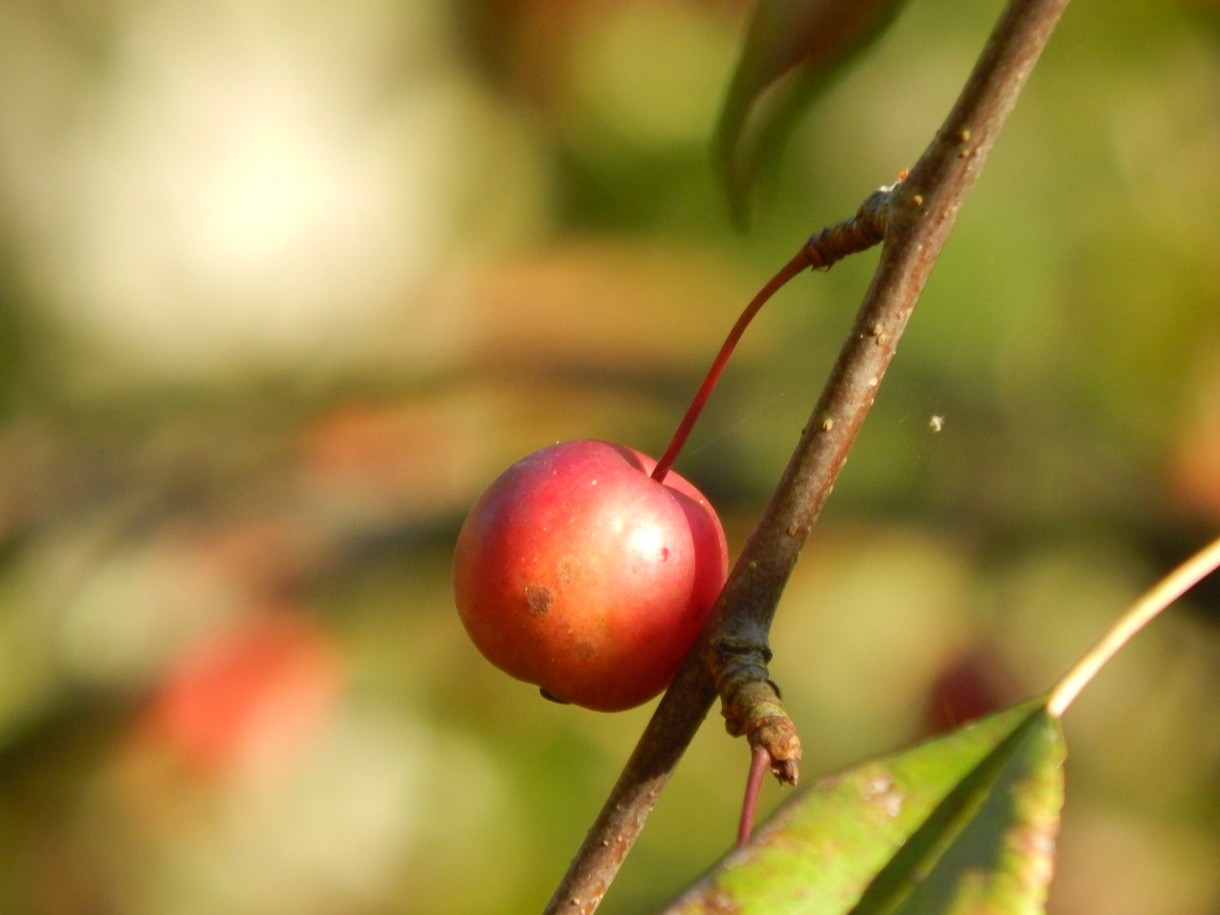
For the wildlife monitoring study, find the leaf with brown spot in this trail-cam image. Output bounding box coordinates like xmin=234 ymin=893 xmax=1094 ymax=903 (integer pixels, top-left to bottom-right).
xmin=661 ymin=699 xmax=1064 ymax=914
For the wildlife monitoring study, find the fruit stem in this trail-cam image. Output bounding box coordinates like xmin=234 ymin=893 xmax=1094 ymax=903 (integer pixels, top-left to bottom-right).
xmin=736 ymin=744 xmax=771 ymax=849
xmin=649 ymin=184 xmax=892 ymax=484
xmin=650 ymin=249 xmax=813 ymax=483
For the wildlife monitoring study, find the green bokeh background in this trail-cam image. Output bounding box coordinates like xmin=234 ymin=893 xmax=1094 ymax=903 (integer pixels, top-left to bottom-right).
xmin=0 ymin=1 xmax=1217 ymax=913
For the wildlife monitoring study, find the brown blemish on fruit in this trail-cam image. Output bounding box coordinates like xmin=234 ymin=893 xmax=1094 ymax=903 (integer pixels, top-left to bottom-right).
xmin=557 ymin=559 xmax=576 ymax=585
xmin=525 ymin=584 xmax=553 ymax=615
xmin=572 ymin=640 xmax=597 ymax=660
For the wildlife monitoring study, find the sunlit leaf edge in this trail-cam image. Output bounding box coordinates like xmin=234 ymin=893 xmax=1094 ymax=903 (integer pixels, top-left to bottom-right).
xmin=661 ymin=699 xmax=1065 ymax=914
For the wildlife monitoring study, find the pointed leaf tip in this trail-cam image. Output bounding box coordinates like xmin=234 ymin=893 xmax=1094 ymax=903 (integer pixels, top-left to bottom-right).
xmin=663 ymin=701 xmax=1064 ymax=914
xmin=715 ymin=0 xmax=909 ymax=225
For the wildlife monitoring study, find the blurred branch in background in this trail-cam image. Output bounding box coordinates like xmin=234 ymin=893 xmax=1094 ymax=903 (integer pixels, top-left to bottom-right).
xmin=0 ymin=1 xmax=1217 ymax=914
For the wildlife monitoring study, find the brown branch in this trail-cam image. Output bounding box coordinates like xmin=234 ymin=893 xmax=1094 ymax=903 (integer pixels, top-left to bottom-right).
xmin=543 ymin=0 xmax=1071 ymax=911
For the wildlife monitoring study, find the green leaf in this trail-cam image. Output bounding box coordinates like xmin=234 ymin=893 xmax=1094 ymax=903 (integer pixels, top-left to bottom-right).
xmin=715 ymin=0 xmax=908 ymax=224
xmin=661 ymin=700 xmax=1065 ymax=915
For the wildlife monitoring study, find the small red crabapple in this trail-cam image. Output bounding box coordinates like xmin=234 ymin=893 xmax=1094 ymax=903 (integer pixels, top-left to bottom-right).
xmin=453 ymin=439 xmax=728 ymax=711
xmin=454 ymin=248 xmax=815 ymax=714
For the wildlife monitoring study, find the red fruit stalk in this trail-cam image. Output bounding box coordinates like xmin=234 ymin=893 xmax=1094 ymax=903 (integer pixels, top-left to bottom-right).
xmin=650 ymin=248 xmax=814 ymax=483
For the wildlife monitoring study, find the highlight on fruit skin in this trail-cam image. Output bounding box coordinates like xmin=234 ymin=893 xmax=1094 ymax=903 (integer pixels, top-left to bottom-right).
xmin=453 ymin=439 xmax=729 ymax=711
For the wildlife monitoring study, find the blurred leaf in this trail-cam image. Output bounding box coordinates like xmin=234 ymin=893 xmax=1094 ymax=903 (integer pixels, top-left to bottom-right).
xmin=662 ymin=700 xmax=1064 ymax=914
xmin=715 ymin=0 xmax=907 ymax=223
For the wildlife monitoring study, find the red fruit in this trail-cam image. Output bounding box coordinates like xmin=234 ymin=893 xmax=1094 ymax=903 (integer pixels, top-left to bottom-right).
xmin=134 ymin=611 xmax=341 ymax=779
xmin=453 ymin=440 xmax=728 ymax=711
